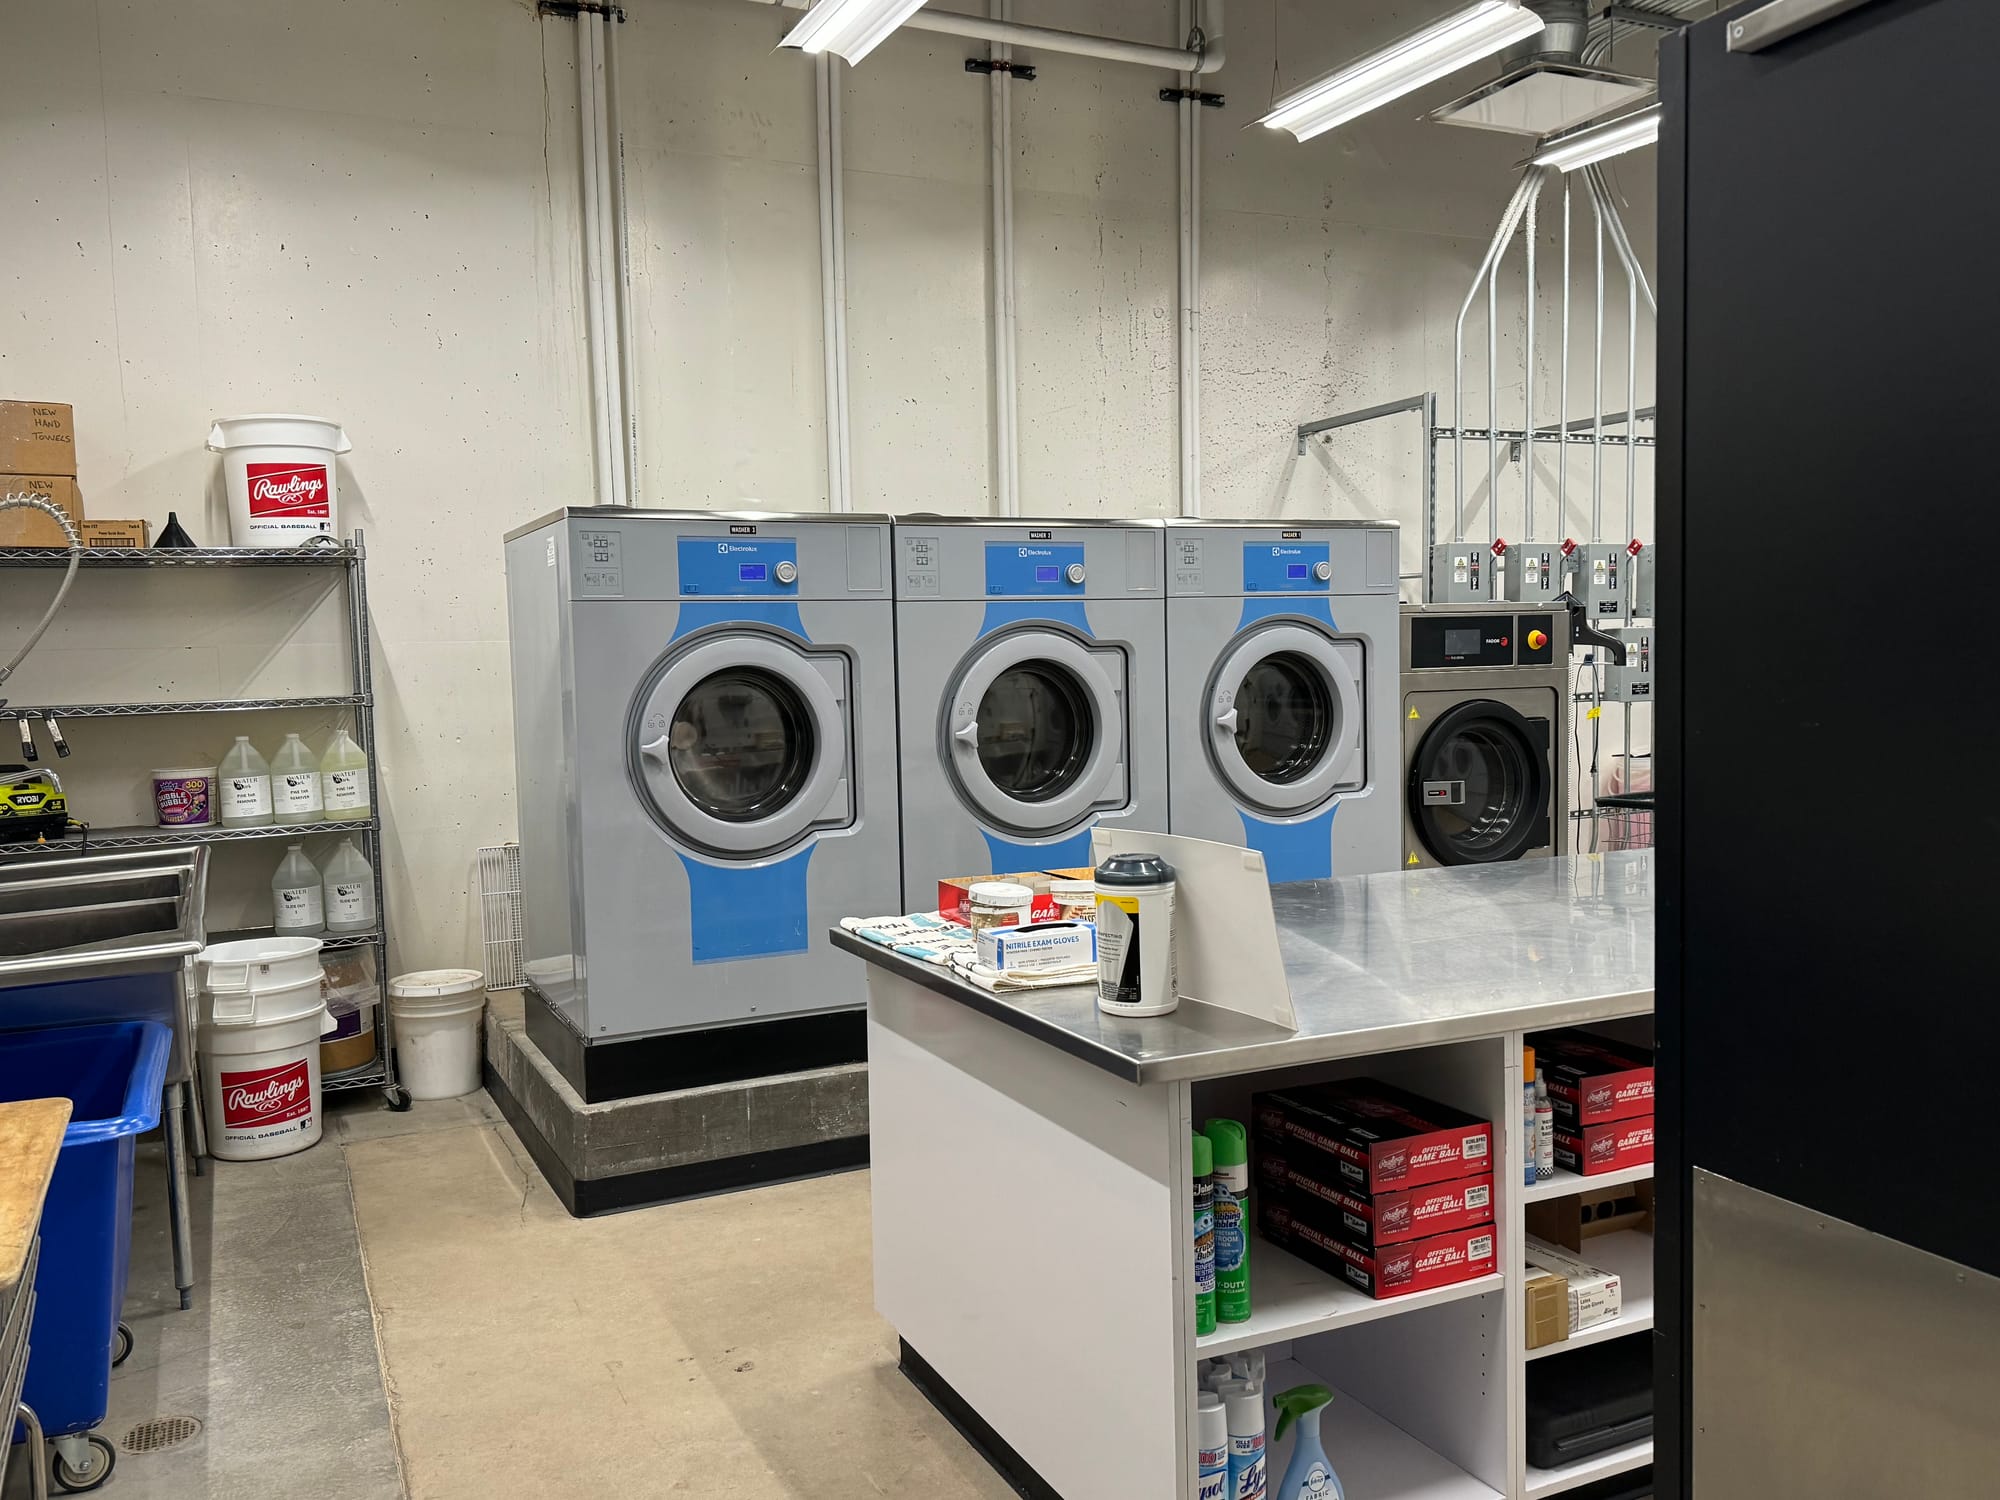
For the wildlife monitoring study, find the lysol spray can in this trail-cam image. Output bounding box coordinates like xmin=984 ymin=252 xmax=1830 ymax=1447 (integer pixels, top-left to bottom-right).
xmin=1094 ymin=852 xmax=1178 ymax=1017
xmin=1197 ymin=1390 xmax=1229 ymax=1500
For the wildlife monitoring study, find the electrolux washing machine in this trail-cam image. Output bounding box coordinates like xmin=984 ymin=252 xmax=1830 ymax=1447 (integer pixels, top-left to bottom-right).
xmin=894 ymin=518 xmax=1167 ymax=907
xmin=503 ymin=508 xmax=899 ymax=1101
xmin=1400 ymin=604 xmax=1570 ymax=869
xmin=1163 ymin=520 xmax=1402 ymax=880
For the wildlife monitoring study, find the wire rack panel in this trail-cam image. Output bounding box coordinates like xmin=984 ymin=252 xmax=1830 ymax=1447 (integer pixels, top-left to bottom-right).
xmin=476 ymin=843 xmax=524 ymax=990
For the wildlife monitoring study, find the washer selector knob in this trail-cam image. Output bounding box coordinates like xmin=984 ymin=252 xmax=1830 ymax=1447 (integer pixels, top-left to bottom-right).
xmin=1065 ymin=562 xmax=1087 ymax=586
xmin=1312 ymin=560 xmax=1333 ymax=582
xmin=774 ymin=560 xmax=799 ymax=585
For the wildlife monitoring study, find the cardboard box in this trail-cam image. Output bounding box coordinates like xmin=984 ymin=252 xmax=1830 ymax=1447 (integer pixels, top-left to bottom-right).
xmin=0 ymin=401 xmax=77 ymax=476
xmin=1530 ymin=1028 xmax=1655 ymax=1126
xmin=1553 ymin=1116 xmax=1654 ymax=1177
xmin=78 ymin=519 xmax=150 ymax=549
xmin=976 ymin=920 xmax=1096 ymax=974
xmin=1261 ymin=1203 xmax=1496 ymax=1300
xmin=1526 ymin=1236 xmax=1621 ymax=1328
xmin=936 ymin=868 xmax=1093 ymax=926
xmin=1525 ymin=1269 xmax=1572 ymax=1350
xmin=0 ymin=475 xmax=82 ymax=547
xmin=1257 ymin=1148 xmax=1493 ymax=1248
xmin=1527 ymin=1182 xmax=1655 ymax=1253
xmin=1252 ymin=1080 xmax=1493 ymax=1194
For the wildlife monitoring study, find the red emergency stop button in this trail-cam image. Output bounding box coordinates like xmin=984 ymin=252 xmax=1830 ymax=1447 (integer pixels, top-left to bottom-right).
xmin=1527 ymin=629 xmax=1548 ymax=650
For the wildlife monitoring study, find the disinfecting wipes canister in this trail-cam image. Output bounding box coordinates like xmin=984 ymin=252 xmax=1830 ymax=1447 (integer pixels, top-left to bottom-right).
xmin=1094 ymin=852 xmax=1179 ymax=1017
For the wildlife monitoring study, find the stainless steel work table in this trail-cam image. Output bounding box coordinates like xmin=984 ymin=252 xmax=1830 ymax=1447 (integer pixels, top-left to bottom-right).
xmin=839 ymin=851 xmax=1658 ymax=1500
xmin=830 ymin=850 xmax=1653 ymax=1084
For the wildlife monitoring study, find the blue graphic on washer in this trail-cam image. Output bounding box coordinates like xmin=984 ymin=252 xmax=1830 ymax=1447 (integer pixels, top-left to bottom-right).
xmin=985 ymin=542 xmax=1085 ymax=595
xmin=676 ymin=537 xmax=799 ymax=596
xmin=1243 ymin=542 xmax=1331 ymax=593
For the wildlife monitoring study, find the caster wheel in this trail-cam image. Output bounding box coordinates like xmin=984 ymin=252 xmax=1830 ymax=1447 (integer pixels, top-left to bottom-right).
xmin=53 ymin=1434 xmax=116 ymax=1494
xmin=112 ymin=1321 xmax=133 ymax=1367
xmin=385 ymin=1087 xmax=412 ymax=1114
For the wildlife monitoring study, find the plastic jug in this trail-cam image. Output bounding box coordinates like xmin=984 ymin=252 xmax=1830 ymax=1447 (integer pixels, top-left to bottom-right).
xmin=271 ymin=733 xmax=324 ymax=823
xmin=321 ymin=838 xmax=377 ymax=934
xmin=217 ymin=736 xmax=273 ymax=828
xmin=272 ymin=844 xmax=325 ymax=936
xmin=320 ymin=728 xmax=371 ymax=822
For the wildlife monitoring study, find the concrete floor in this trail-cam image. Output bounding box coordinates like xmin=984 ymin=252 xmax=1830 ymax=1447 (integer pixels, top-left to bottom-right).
xmin=7 ymin=1089 xmax=1013 ymax=1499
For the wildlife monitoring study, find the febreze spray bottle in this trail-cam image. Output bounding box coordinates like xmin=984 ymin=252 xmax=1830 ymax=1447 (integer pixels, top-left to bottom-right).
xmin=1271 ymin=1384 xmax=1343 ymax=1500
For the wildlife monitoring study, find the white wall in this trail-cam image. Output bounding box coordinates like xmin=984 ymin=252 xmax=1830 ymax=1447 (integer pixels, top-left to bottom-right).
xmin=0 ymin=0 xmax=1660 ymax=968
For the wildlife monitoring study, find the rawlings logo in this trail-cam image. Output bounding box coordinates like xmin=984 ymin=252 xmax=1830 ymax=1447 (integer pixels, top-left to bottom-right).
xmin=1376 ymin=1147 xmax=1409 ymax=1180
xmin=221 ymin=1059 xmax=312 ymax=1129
xmin=246 ymin=463 xmax=331 ymax=520
xmin=1589 ymin=1134 xmax=1618 ymax=1163
xmin=1587 ymin=1084 xmax=1616 ymax=1111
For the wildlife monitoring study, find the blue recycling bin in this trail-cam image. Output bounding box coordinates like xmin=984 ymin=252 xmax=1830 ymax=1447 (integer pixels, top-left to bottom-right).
xmin=0 ymin=1020 xmax=170 ymax=1441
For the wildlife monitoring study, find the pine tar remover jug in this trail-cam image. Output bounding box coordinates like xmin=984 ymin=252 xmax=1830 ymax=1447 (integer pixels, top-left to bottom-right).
xmin=1094 ymin=851 xmax=1179 ymax=1017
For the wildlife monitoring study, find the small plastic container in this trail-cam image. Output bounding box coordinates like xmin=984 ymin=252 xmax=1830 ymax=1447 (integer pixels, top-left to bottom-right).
xmin=152 ymin=767 xmax=215 ymax=828
xmin=966 ymin=881 xmax=1035 ymax=933
xmin=1048 ymin=878 xmax=1096 ymax=922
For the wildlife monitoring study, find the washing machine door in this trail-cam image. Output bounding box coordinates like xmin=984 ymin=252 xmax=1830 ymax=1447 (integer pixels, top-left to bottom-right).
xmin=1407 ymin=699 xmax=1551 ymax=866
xmin=944 ymin=629 xmax=1126 ymax=836
xmin=629 ymin=633 xmax=850 ymax=859
xmin=1205 ymin=624 xmax=1366 ymax=815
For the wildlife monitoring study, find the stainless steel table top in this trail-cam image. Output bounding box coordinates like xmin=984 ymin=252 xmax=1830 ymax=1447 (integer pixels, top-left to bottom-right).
xmin=830 ymin=851 xmax=1654 ymax=1083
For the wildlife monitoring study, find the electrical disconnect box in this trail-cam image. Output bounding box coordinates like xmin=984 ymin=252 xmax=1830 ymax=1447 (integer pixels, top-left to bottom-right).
xmin=1578 ymin=541 xmax=1641 ymax=619
xmin=1429 ymin=542 xmax=1498 ymax=603
xmin=1632 ymin=543 xmax=1656 ymax=618
xmin=1602 ymin=626 xmax=1654 ymax=702
xmin=1503 ymin=542 xmax=1575 ymax=605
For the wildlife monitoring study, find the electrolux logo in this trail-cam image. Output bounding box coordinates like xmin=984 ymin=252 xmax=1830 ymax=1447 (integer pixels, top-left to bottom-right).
xmin=1269 ymin=546 xmax=1303 ymax=557
xmin=1016 ymin=546 xmax=1054 ymax=558
xmin=714 ymin=542 xmax=763 ymax=555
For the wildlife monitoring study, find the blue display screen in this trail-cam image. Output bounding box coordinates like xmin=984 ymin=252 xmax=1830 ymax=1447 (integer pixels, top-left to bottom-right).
xmin=1286 ymin=563 xmax=1309 ymax=580
xmin=738 ymin=563 xmax=768 ymax=582
xmin=1035 ymin=565 xmax=1060 ymax=583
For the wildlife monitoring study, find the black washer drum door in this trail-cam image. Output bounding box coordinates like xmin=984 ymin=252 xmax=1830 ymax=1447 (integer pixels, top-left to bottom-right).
xmin=1408 ymin=699 xmax=1551 ymax=866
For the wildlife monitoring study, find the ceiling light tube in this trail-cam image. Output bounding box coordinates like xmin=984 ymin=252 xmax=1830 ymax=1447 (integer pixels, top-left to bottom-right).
xmin=1530 ymin=103 xmax=1663 ymax=171
xmin=1260 ymin=1 xmax=1547 ymax=142
xmin=781 ymin=0 xmax=931 ymax=66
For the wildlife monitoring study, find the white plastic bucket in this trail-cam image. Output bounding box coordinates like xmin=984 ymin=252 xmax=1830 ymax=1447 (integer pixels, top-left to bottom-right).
xmin=196 ymin=936 xmax=336 ymax=1161
xmin=206 ymin=414 xmax=350 ymax=548
xmin=388 ymin=969 xmax=487 ymax=1101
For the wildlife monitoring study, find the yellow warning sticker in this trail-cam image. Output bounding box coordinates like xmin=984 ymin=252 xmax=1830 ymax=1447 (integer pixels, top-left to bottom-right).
xmin=1407 ymin=852 xmax=1420 ymax=866
xmin=1408 ymin=707 xmax=1421 ymax=720
xmin=1587 ymin=706 xmax=1602 ymax=720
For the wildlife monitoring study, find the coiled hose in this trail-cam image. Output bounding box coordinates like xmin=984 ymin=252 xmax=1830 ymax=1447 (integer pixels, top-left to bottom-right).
xmin=0 ymin=492 xmax=83 ymax=704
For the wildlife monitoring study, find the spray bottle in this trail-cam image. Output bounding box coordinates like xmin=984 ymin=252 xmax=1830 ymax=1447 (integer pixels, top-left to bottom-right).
xmin=1522 ymin=1046 xmax=1538 ymax=1188
xmin=1271 ymin=1384 xmax=1343 ymax=1500
xmin=1196 ymin=1390 xmax=1229 ymax=1500
xmin=1534 ymin=1067 xmax=1555 ymax=1183
xmin=1205 ymin=1119 xmax=1252 ymax=1323
xmin=1224 ymin=1380 xmax=1266 ymax=1500
xmin=1193 ymin=1132 xmax=1217 ymax=1336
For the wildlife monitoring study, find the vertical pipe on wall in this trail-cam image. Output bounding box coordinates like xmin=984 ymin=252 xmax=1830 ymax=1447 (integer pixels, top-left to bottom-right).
xmin=1559 ymin=178 xmax=1571 ymax=542
xmin=575 ymin=14 xmax=615 ymax=506
xmin=830 ymin=72 xmax=854 ymax=512
xmin=1591 ymin=183 xmax=1606 ymax=543
xmin=1523 ymin=185 xmax=1538 ymax=542
xmin=816 ymin=54 xmax=853 ymax=512
xmin=988 ymin=2 xmax=1020 ymax=517
xmin=1176 ymin=0 xmax=1202 ymax=517
xmin=1587 ymin=168 xmax=1648 ymax=542
xmin=603 ymin=8 xmax=641 ymax=506
xmin=1454 ymin=172 xmax=1538 ymax=544
xmin=591 ymin=15 xmax=627 ymax=505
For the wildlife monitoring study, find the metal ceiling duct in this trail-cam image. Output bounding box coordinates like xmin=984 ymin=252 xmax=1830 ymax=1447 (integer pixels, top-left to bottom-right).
xmin=1430 ymin=0 xmax=1655 ymax=137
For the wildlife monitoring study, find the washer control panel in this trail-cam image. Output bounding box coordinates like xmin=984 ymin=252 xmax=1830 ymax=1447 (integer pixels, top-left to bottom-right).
xmin=1408 ymin=612 xmax=1557 ymax=670
xmin=676 ymin=536 xmax=800 ymax=596
xmin=1243 ymin=541 xmax=1332 ymax=593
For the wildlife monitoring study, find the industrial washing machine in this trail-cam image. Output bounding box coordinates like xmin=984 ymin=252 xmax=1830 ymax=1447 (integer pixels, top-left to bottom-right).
xmin=503 ymin=509 xmax=899 ymax=1101
xmin=894 ymin=518 xmax=1167 ymax=907
xmin=1400 ymin=604 xmax=1570 ymax=869
xmin=1162 ymin=520 xmax=1402 ymax=880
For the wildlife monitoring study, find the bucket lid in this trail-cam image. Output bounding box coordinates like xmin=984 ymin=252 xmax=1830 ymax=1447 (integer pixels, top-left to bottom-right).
xmin=389 ymin=968 xmax=485 ymax=999
xmin=153 ymin=767 xmax=215 ymax=779
xmin=207 ymin=414 xmax=352 ymax=453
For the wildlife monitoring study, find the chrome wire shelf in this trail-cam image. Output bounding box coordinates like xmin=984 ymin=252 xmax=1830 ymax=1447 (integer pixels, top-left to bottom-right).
xmin=322 ymin=1059 xmax=391 ymax=1093
xmin=0 ymin=818 xmax=379 ymax=859
xmin=0 ymin=545 xmax=359 ymax=568
xmin=212 ymin=926 xmax=383 ymax=952
xmin=1 ymin=695 xmax=369 ymax=721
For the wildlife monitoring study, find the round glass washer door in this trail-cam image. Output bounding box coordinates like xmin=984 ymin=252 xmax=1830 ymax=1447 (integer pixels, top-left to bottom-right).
xmin=943 ymin=630 xmax=1126 ymax=835
xmin=1407 ymin=699 xmax=1550 ymax=866
xmin=1205 ymin=624 xmax=1364 ymax=815
xmin=630 ymin=634 xmax=848 ymax=858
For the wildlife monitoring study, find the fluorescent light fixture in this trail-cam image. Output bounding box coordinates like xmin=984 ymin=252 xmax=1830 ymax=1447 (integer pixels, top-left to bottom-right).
xmin=1530 ymin=104 xmax=1663 ymax=171
xmin=1431 ymin=63 xmax=1655 ymax=138
xmin=1260 ymin=1 xmax=1548 ymax=143
xmin=780 ymin=0 xmax=929 ymax=65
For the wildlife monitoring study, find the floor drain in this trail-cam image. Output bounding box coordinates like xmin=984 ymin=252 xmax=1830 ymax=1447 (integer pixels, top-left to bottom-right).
xmin=120 ymin=1415 xmax=203 ymax=1455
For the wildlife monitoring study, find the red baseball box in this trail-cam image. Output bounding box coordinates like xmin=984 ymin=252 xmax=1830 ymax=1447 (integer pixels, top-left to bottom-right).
xmin=1553 ymin=1116 xmax=1655 ymax=1175
xmin=1260 ymin=1199 xmax=1497 ymax=1300
xmin=1531 ymin=1029 xmax=1655 ymax=1127
xmin=1257 ymin=1149 xmax=1493 ymax=1248
xmin=1252 ymin=1081 xmax=1493 ymax=1194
